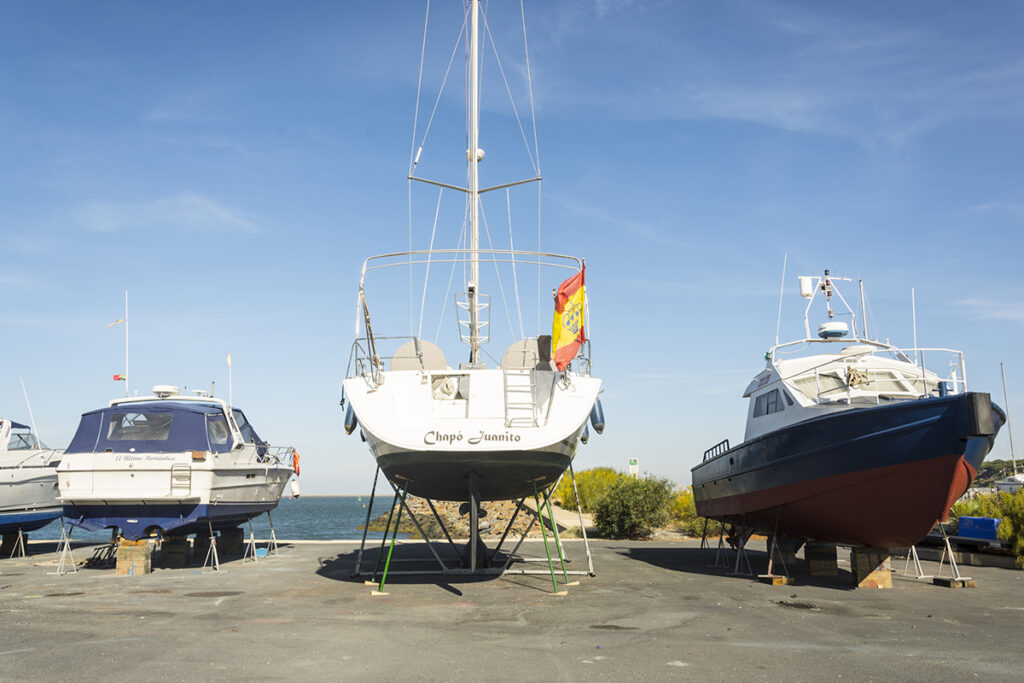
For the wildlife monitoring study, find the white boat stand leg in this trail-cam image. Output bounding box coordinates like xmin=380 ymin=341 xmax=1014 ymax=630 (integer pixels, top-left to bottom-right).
xmin=902 ymin=545 xmax=933 ymax=580
xmin=8 ymin=527 xmax=27 ymax=559
xmin=49 ymin=519 xmax=77 ymax=576
xmin=266 ymin=511 xmax=279 ymax=556
xmin=935 ymin=524 xmax=971 ymax=585
xmin=201 ymin=521 xmax=220 ymax=572
xmin=243 ymin=520 xmax=258 ymax=563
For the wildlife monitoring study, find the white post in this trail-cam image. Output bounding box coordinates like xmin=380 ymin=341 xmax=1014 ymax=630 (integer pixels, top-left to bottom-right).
xmin=124 ymin=290 xmax=129 ymax=397
xmin=228 ymin=352 xmax=233 ymax=408
xmin=1002 ymin=362 xmax=1017 ymax=475
xmin=911 ymin=287 xmax=918 ymax=366
xmin=468 ymin=0 xmax=481 ymax=363
xmin=774 ymin=253 xmax=787 ymax=347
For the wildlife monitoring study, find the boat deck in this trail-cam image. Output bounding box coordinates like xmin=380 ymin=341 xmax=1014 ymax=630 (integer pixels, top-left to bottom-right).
xmin=1 ymin=539 xmax=1018 ymax=681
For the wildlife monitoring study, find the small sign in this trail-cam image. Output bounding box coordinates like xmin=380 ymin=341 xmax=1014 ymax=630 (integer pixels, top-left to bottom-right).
xmin=628 ymin=457 xmax=638 ymax=477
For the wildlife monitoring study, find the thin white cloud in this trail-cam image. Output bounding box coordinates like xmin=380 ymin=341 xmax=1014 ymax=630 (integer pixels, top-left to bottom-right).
xmin=957 ymin=299 xmax=1024 ymax=325
xmin=550 ymin=193 xmax=686 ymax=247
xmin=961 ymin=203 xmax=1024 ymax=226
xmin=74 ymin=192 xmax=259 ymax=233
xmin=144 ymin=85 xmax=231 ymax=123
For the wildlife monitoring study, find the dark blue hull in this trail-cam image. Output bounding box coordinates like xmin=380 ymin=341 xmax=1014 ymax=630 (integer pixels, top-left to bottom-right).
xmin=0 ymin=507 xmax=63 ymax=534
xmin=692 ymin=392 xmax=1002 ymax=547
xmin=64 ymin=501 xmax=280 ymax=541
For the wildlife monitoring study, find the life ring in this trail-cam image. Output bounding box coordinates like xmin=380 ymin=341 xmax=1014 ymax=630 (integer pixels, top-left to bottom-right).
xmin=293 ymin=450 xmax=301 ymax=477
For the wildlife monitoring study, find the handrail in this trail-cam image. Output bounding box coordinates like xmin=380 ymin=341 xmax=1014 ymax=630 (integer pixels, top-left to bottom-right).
xmin=703 ymin=439 xmax=730 ymax=462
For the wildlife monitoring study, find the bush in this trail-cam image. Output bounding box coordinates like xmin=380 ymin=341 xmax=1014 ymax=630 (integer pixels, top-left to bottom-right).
xmin=950 ymin=490 xmax=1024 ymax=568
xmin=996 ymin=490 xmax=1024 ymax=569
xmin=669 ymin=486 xmax=724 ymax=538
xmin=592 ymin=475 xmax=674 ymax=539
xmin=553 ymin=466 xmax=624 ymax=512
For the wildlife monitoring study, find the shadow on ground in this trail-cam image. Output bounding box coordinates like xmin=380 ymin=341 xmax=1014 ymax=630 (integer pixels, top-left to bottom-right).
xmin=620 ymin=544 xmax=859 ymax=591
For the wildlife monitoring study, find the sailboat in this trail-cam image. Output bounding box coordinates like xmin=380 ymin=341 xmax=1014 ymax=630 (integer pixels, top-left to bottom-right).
xmin=692 ymin=270 xmax=1004 ymax=549
xmin=341 ymin=1 xmax=603 ymax=508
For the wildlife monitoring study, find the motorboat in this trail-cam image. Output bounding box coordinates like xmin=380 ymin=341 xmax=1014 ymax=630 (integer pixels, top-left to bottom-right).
xmin=0 ymin=418 xmax=62 ymax=534
xmin=692 ymin=270 xmax=1003 ymax=548
xmin=58 ymin=386 xmax=296 ymax=540
xmin=341 ymin=0 xmax=603 ymax=507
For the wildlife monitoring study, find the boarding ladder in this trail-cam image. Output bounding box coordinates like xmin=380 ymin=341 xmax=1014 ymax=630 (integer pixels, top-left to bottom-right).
xmin=504 ymin=369 xmax=538 ymax=428
xmin=170 ymin=464 xmax=192 ymax=496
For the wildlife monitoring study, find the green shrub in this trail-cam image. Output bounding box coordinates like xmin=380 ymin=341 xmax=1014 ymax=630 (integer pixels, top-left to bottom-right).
xmin=669 ymin=486 xmax=724 ymax=537
xmin=996 ymin=490 xmax=1024 ymax=569
xmin=553 ymin=466 xmax=624 ymax=512
xmin=592 ymin=475 xmax=674 ymax=539
xmin=950 ymin=490 xmax=1024 ymax=568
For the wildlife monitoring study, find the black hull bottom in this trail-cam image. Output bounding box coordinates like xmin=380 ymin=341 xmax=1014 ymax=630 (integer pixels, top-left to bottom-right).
xmin=692 ymin=392 xmax=1003 ymax=548
xmin=377 ymin=450 xmax=573 ymax=501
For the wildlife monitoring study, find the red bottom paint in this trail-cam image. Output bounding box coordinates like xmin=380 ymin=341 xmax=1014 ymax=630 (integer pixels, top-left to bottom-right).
xmin=697 ymin=453 xmax=975 ymax=548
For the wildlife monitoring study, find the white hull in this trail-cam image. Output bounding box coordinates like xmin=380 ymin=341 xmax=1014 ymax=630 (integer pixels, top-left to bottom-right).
xmin=345 ymin=368 xmax=600 ymax=500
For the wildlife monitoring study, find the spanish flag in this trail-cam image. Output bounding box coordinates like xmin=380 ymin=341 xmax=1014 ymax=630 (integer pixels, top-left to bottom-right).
xmin=552 ymin=265 xmax=586 ymax=371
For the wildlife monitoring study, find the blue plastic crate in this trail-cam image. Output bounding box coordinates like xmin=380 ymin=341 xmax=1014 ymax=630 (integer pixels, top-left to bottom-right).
xmin=958 ymin=516 xmax=1001 ymax=540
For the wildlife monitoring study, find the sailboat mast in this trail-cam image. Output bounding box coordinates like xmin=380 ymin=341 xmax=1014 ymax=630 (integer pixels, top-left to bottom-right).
xmin=468 ymin=0 xmax=481 ymax=363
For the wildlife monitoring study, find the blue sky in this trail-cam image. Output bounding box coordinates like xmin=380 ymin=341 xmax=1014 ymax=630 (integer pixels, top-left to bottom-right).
xmin=2 ymin=1 xmax=1023 ymax=493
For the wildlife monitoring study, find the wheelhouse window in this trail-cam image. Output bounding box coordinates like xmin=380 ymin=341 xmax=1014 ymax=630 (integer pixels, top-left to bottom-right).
xmin=232 ymin=409 xmax=257 ymax=444
xmin=753 ymin=389 xmax=785 ymax=417
xmin=206 ymin=415 xmax=231 ymax=446
xmin=108 ymin=412 xmax=173 ymax=441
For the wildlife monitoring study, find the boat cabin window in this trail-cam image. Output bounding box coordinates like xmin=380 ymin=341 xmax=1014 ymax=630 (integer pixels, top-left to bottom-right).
xmin=7 ymin=431 xmax=42 ymax=450
xmin=107 ymin=412 xmax=173 ymax=441
xmin=753 ymin=389 xmax=785 ymax=417
xmin=206 ymin=415 xmax=231 ymax=447
xmin=792 ymin=372 xmax=847 ymax=400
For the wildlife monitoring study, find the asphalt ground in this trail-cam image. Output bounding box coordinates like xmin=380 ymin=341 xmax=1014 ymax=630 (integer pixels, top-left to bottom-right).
xmin=1 ymin=537 xmax=1021 ymax=681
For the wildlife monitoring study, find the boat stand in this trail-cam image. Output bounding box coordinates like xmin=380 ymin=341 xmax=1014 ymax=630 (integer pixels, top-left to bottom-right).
xmin=201 ymin=521 xmax=221 ymax=572
xmin=758 ymin=510 xmax=792 ymax=584
xmin=933 ymin=525 xmax=974 ymax=587
xmin=902 ymin=545 xmax=933 ymax=580
xmin=708 ymin=525 xmax=731 ymax=568
xmin=727 ymin=521 xmax=754 ymax=577
xmin=243 ymin=520 xmax=259 ymax=563
xmin=49 ymin=519 xmax=77 ymax=576
xmin=265 ymin=511 xmax=279 ymax=556
xmin=7 ymin=528 xmax=27 ymax=559
xmin=350 ymin=466 xmax=594 ymax=593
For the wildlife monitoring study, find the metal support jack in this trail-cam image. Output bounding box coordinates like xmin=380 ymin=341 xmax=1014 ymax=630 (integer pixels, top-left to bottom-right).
xmin=710 ymin=525 xmax=731 ymax=568
xmin=728 ymin=520 xmax=754 ymax=577
xmin=8 ymin=528 xmax=26 ymax=559
xmin=370 ymin=484 xmax=407 ymax=596
xmin=243 ymin=519 xmax=259 ymax=563
xmin=533 ymin=482 xmax=567 ymax=595
xmin=758 ymin=509 xmax=792 ymax=584
xmin=265 ymin=511 xmax=279 ymax=556
xmin=349 ymin=465 xmax=595 ymax=587
xmin=934 ymin=525 xmax=973 ymax=586
xmin=201 ymin=521 xmax=220 ymax=572
xmin=49 ymin=519 xmax=77 ymax=575
xmin=902 ymin=545 xmax=933 ymax=580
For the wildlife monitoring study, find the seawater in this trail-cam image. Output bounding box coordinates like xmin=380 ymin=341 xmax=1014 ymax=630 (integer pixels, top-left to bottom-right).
xmin=30 ymin=496 xmax=404 ymax=541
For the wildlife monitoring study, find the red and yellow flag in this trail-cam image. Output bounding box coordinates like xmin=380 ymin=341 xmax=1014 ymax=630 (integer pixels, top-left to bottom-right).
xmin=552 ymin=266 xmax=586 ymax=371
xmin=113 ymin=374 xmax=126 ymax=382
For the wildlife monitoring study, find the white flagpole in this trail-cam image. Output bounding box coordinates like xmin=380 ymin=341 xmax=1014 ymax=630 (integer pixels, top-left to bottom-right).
xmin=124 ymin=290 xmax=129 ymax=397
xmin=19 ymin=377 xmax=41 ymax=444
xmin=227 ymin=352 xmax=233 ymax=407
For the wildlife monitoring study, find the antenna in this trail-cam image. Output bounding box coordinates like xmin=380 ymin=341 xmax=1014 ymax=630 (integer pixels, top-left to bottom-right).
xmin=774 ymin=253 xmax=787 ymax=347
xmin=1002 ymin=362 xmax=1018 ymax=475
xmin=859 ymin=279 xmax=868 ymax=340
xmin=18 ymin=376 xmax=41 ymax=446
xmin=124 ymin=290 xmax=129 ymax=397
xmin=911 ymin=287 xmax=918 ymax=365
xmin=227 ymin=352 xmax=233 ymax=407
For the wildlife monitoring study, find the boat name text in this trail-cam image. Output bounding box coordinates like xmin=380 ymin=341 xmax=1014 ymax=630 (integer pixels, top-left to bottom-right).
xmin=423 ymin=430 xmax=522 ymax=445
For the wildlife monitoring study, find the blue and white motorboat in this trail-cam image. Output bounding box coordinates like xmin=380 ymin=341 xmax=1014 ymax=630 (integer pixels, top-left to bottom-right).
xmin=0 ymin=418 xmax=62 ymax=534
xmin=58 ymin=386 xmax=297 ymax=540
